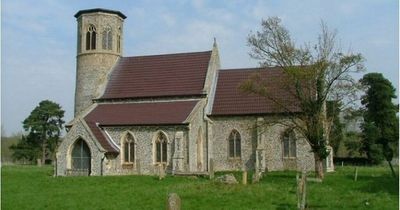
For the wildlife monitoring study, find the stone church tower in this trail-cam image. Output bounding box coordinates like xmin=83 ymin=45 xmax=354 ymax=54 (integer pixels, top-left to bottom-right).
xmin=74 ymin=9 xmax=126 ymax=116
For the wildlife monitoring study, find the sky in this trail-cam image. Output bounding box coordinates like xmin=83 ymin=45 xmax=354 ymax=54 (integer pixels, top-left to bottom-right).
xmin=1 ymin=0 xmax=399 ymax=136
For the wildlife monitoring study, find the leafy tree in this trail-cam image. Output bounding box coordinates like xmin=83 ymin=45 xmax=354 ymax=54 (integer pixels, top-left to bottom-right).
xmin=9 ymin=133 xmax=41 ymax=163
xmin=241 ymin=17 xmax=364 ymax=179
xmin=343 ymin=131 xmax=363 ymax=157
xmin=12 ymin=100 xmax=65 ymax=165
xmin=360 ymin=73 xmax=398 ymax=177
xmin=326 ymin=101 xmax=344 ymax=156
xmin=2 ymin=131 xmax=23 ymax=163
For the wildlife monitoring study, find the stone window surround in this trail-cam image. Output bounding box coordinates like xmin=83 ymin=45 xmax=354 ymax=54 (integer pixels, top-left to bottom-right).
xmin=86 ymin=24 xmax=97 ymax=50
xmin=152 ymin=130 xmax=170 ymax=166
xmin=102 ymin=25 xmax=112 ymax=50
xmin=120 ymin=131 xmax=136 ymax=167
xmin=227 ymin=129 xmax=242 ymax=160
xmin=282 ymin=129 xmax=297 ymax=159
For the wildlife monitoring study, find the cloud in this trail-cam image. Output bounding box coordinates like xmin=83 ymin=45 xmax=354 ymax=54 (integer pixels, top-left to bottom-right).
xmin=161 ymin=13 xmax=177 ymax=27
xmin=2 ymin=0 xmax=398 ymax=135
xmin=2 ymin=1 xmax=76 ymax=134
xmin=192 ymin=0 xmax=205 ymax=10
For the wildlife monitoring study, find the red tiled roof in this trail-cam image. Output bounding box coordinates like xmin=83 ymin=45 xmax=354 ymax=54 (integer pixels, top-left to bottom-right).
xmin=101 ymin=51 xmax=212 ymax=99
xmin=84 ymin=101 xmax=199 ymax=152
xmin=84 ymin=120 xmax=118 ymax=153
xmin=211 ymin=68 xmax=301 ymax=116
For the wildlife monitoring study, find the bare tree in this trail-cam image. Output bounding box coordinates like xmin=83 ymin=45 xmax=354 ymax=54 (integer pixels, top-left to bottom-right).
xmin=241 ymin=17 xmax=364 ymax=179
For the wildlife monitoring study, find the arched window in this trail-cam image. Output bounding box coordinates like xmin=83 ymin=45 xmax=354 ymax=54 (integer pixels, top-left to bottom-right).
xmin=155 ymin=132 xmax=168 ymax=164
xmin=228 ymin=130 xmax=241 ymax=158
xmin=86 ymin=25 xmax=96 ymax=50
xmin=283 ymin=130 xmax=296 ymax=158
xmin=122 ymin=133 xmax=135 ymax=163
xmin=117 ymin=27 xmax=121 ymax=53
xmin=102 ymin=26 xmax=112 ymax=50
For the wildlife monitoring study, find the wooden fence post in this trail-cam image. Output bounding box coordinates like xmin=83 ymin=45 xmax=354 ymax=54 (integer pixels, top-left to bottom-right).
xmin=242 ymin=170 xmax=247 ymax=185
xmin=296 ymin=172 xmax=300 ymax=209
xmin=297 ymin=170 xmax=307 ymax=210
xmin=354 ymin=167 xmax=358 ymax=181
xmin=300 ymin=170 xmax=307 ymax=210
xmin=209 ymin=159 xmax=214 ymax=179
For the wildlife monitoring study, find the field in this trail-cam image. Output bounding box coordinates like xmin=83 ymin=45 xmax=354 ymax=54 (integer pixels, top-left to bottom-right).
xmin=1 ymin=166 xmax=398 ymax=210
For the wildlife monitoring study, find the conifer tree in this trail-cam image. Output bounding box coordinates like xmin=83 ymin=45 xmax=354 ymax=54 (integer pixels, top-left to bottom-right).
xmin=360 ymin=73 xmax=398 ymax=177
xmin=11 ymin=100 xmax=65 ymax=165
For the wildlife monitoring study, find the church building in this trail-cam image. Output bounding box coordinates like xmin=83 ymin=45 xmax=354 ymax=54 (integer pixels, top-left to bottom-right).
xmin=56 ymin=8 xmax=333 ymax=176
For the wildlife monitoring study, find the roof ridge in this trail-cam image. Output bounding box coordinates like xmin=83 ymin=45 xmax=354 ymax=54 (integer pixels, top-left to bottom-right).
xmin=219 ymin=67 xmax=280 ymax=71
xmin=122 ymin=50 xmax=212 ymax=59
xmin=74 ymin=8 xmax=127 ymax=19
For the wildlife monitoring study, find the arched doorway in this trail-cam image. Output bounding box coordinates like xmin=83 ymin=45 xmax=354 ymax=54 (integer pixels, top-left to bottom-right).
xmin=71 ymin=139 xmax=91 ymax=175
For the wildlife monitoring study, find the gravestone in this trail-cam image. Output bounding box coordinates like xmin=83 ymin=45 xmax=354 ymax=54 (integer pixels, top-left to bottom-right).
xmin=252 ymin=172 xmax=259 ymax=184
xmin=37 ymin=159 xmax=42 ymax=167
xmin=166 ymin=193 xmax=181 ymax=210
xmin=159 ymin=164 xmax=165 ymax=180
xmin=252 ymin=164 xmax=260 ymax=184
xmin=216 ymin=174 xmax=238 ymax=184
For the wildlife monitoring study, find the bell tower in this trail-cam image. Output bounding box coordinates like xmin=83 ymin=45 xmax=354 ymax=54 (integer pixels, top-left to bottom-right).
xmin=74 ymin=8 xmax=126 ymax=116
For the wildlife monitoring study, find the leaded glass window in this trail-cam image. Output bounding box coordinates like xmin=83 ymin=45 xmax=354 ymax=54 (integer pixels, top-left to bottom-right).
xmin=122 ymin=133 xmax=135 ymax=163
xmin=155 ymin=132 xmax=167 ymax=164
xmin=283 ymin=130 xmax=296 ymax=158
xmin=228 ymin=130 xmax=241 ymax=158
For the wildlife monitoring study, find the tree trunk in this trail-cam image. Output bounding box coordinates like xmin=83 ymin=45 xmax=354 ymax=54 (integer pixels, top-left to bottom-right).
xmin=42 ymin=140 xmax=46 ymax=165
xmin=387 ymin=159 xmax=396 ymax=178
xmin=314 ymin=154 xmax=324 ymax=179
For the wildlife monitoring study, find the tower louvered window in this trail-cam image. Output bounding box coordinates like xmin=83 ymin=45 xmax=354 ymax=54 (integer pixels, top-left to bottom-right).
xmin=86 ymin=25 xmax=96 ymax=50
xmin=102 ymin=26 xmax=112 ymax=50
xmin=117 ymin=27 xmax=121 ymax=53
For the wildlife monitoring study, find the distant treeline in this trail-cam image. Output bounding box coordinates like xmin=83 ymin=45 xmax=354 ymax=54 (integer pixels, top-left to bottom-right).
xmin=334 ymin=157 xmax=399 ymax=166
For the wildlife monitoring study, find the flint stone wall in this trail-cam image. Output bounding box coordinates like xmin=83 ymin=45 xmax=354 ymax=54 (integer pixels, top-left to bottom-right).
xmin=103 ymin=125 xmax=189 ymax=175
xmin=209 ymin=116 xmax=314 ymax=172
xmin=56 ymin=119 xmax=104 ymax=176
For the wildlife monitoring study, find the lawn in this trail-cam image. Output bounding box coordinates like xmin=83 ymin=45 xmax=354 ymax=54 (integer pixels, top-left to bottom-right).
xmin=1 ymin=165 xmax=398 ymax=210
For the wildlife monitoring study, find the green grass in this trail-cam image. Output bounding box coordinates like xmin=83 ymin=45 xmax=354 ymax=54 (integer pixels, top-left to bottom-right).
xmin=1 ymin=166 xmax=398 ymax=210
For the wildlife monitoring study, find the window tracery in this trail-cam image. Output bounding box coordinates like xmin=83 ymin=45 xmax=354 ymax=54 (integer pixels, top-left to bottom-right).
xmin=86 ymin=24 xmax=96 ymax=50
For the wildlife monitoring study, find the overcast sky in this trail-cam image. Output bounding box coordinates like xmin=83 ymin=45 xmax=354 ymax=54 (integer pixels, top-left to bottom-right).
xmin=1 ymin=0 xmax=398 ymax=135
